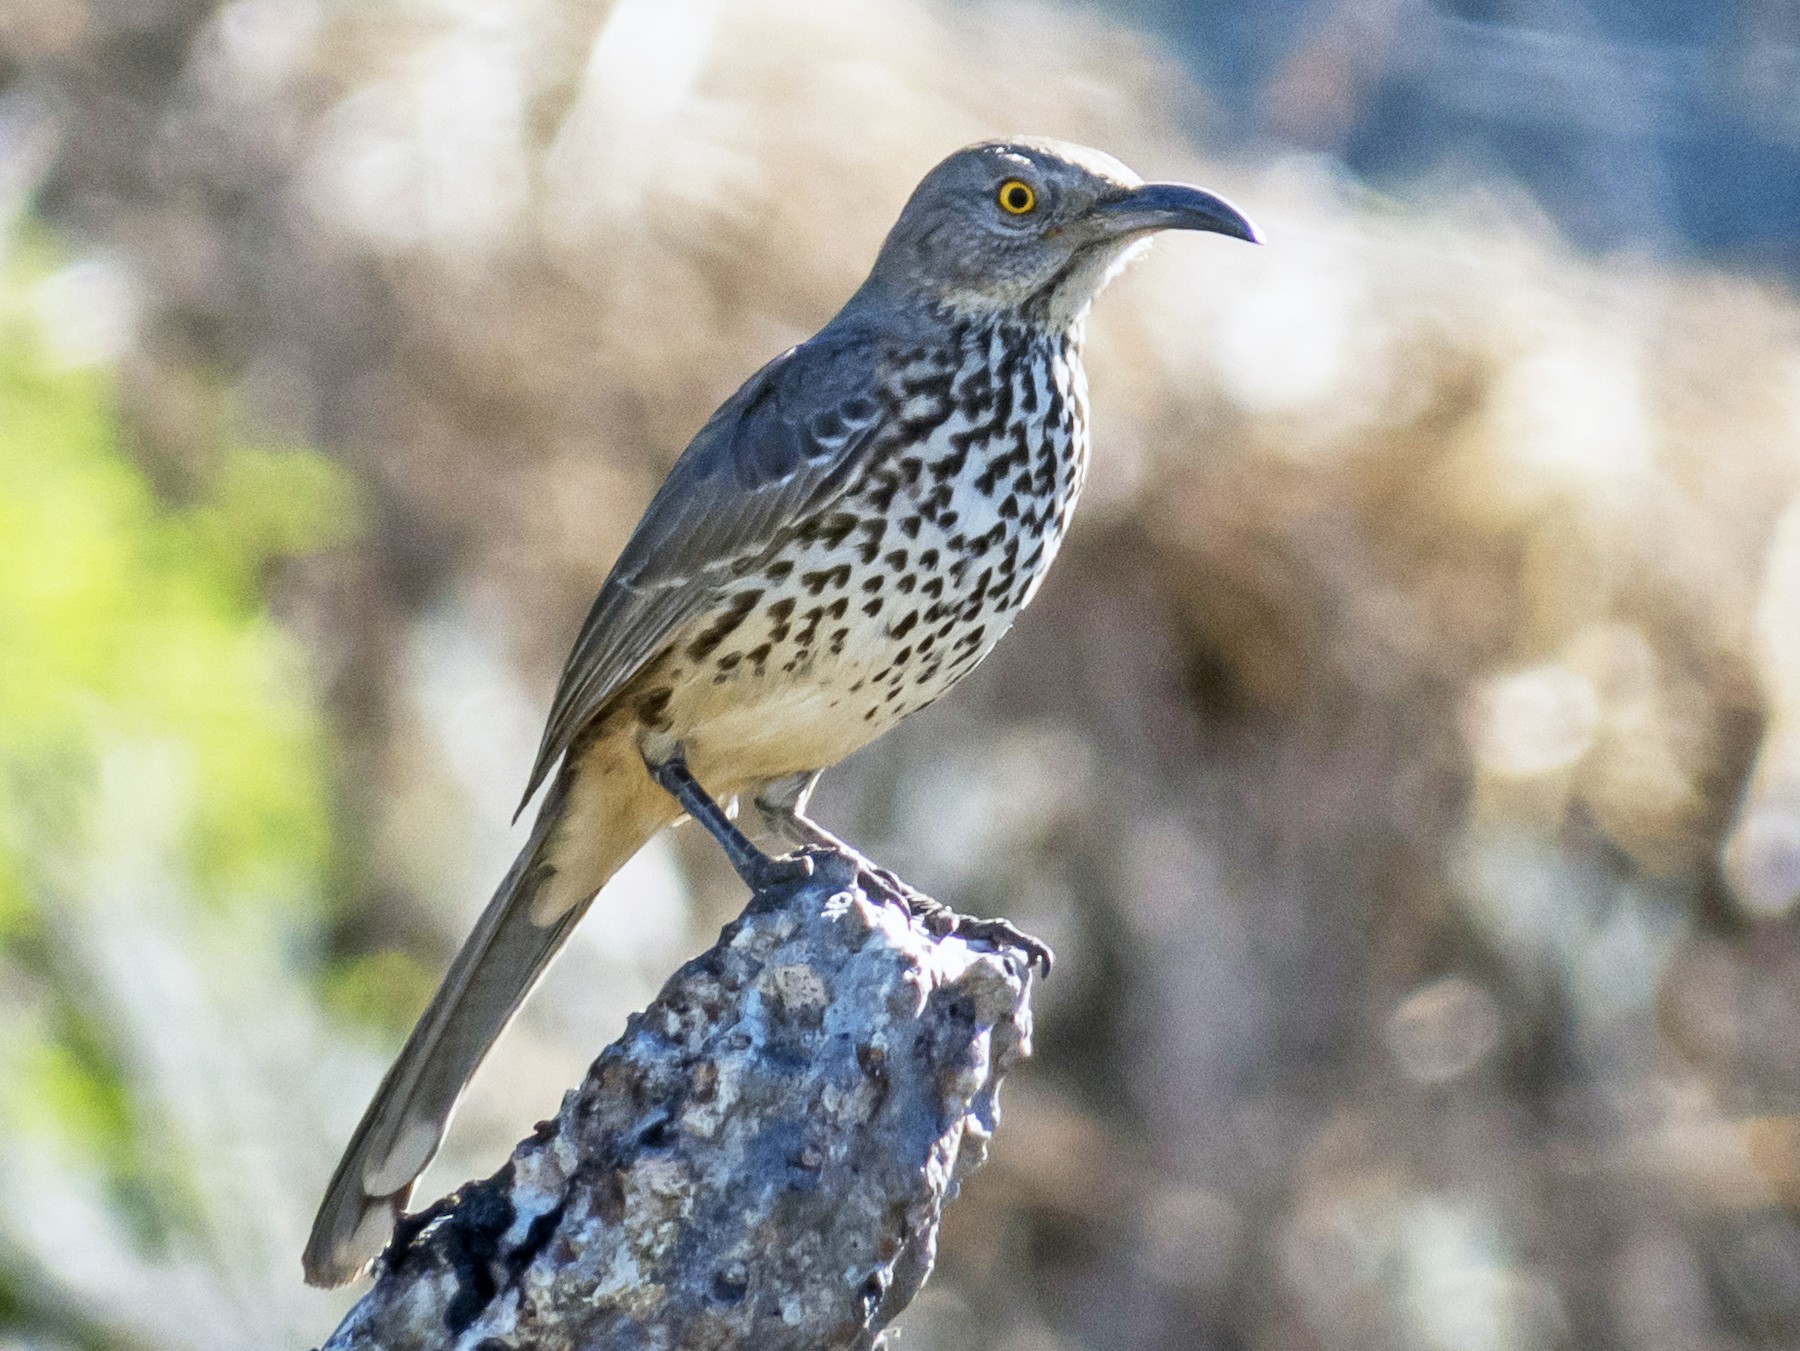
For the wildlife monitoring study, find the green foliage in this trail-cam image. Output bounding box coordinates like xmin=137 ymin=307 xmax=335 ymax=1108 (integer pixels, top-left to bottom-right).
xmin=322 ymin=947 xmax=440 ymax=1040
xmin=0 ymin=260 xmax=353 ymax=930
xmin=12 ymin=1009 xmax=135 ymax=1160
xmin=0 ymin=246 xmax=356 ymax=1171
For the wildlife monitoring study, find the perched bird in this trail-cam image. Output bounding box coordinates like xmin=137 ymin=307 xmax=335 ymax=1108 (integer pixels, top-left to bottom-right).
xmin=303 ymin=137 xmax=1257 ymax=1287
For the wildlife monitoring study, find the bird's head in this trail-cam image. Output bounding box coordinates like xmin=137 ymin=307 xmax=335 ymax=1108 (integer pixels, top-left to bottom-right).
xmin=857 ymin=138 xmax=1259 ymax=329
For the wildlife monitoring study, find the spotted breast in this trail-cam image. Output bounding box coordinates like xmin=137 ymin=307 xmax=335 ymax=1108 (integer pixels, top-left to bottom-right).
xmin=631 ymin=319 xmax=1089 ymax=791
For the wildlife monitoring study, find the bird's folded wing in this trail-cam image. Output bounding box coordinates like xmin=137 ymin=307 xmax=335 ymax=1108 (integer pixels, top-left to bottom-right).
xmin=517 ymin=325 xmax=893 ymax=811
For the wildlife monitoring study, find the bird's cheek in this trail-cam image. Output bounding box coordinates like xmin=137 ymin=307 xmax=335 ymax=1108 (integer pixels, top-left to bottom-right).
xmin=1055 ymin=238 xmax=1149 ymax=307
xmin=1105 ymin=235 xmax=1155 ymax=278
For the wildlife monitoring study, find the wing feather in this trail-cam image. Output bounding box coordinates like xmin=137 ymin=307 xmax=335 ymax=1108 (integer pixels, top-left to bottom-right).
xmin=517 ymin=325 xmax=892 ymax=811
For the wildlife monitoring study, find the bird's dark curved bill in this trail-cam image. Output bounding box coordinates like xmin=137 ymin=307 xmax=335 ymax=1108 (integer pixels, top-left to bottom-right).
xmin=1095 ymin=182 xmax=1261 ymax=243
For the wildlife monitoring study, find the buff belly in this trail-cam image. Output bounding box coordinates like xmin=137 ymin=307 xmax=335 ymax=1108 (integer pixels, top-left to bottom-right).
xmin=641 ymin=595 xmax=1016 ymax=794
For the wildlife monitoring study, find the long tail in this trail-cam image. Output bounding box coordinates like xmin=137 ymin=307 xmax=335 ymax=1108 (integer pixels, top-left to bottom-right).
xmin=302 ymin=742 xmax=674 ymax=1287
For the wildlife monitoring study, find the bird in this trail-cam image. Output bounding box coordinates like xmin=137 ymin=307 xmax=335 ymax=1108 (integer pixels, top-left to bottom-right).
xmin=302 ymin=136 xmax=1258 ymax=1287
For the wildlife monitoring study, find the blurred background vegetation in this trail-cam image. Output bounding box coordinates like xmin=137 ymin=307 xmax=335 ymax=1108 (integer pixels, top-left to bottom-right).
xmin=5 ymin=1 xmax=1800 ymax=1347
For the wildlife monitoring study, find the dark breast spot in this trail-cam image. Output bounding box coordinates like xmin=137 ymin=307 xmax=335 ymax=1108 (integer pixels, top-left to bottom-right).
xmin=803 ymin=512 xmax=857 ymax=549
xmin=856 ymin=518 xmax=887 ymax=562
xmin=634 ymin=686 xmax=673 ymax=729
xmin=685 ymin=590 xmax=761 ymax=661
xmin=800 ymin=564 xmax=852 ymax=595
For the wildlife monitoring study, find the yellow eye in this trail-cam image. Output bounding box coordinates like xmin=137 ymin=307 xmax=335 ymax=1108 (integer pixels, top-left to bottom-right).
xmin=997 ymin=179 xmax=1037 ymax=215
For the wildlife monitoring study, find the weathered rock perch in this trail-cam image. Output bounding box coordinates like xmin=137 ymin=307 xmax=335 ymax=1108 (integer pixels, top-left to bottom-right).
xmin=317 ymin=854 xmax=1036 ymax=1351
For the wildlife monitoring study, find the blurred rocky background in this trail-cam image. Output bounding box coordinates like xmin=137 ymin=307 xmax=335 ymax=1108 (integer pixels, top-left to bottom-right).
xmin=5 ymin=0 xmax=1800 ymax=1347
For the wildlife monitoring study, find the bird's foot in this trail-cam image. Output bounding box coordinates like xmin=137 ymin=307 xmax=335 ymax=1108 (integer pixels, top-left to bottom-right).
xmin=740 ymin=846 xmax=817 ymax=894
xmin=848 ymin=863 xmax=1053 ymax=977
xmin=647 ymin=750 xmax=825 ymax=896
xmin=921 ymin=907 xmax=1055 ymax=977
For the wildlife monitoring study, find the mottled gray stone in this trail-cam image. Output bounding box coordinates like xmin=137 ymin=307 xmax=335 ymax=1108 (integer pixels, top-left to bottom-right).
xmin=318 ymin=854 xmax=1035 ymax=1351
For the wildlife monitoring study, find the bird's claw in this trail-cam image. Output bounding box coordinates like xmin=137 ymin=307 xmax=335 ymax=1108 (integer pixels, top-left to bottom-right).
xmin=935 ymin=913 xmax=1055 ymax=976
xmin=744 ymin=848 xmax=816 ymax=893
xmin=846 ymin=864 xmax=1053 ymax=976
xmin=864 ymin=864 xmax=925 ymax=907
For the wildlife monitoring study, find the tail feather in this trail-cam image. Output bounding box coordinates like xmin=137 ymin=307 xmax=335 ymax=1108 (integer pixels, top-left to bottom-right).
xmin=303 ymin=751 xmax=671 ymax=1287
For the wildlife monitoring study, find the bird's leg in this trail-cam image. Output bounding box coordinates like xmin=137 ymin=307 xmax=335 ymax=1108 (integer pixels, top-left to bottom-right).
xmin=644 ymin=749 xmax=815 ymax=893
xmin=753 ymin=773 xmax=1053 ymax=975
xmin=752 ymin=772 xmax=913 ymax=895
